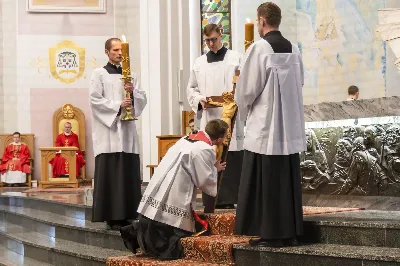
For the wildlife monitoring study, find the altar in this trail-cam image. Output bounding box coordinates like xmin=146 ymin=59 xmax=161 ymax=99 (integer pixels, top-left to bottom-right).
xmin=301 ymin=96 xmax=400 ymax=210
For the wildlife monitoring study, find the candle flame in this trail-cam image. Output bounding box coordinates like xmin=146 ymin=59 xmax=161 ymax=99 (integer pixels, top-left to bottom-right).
xmin=121 ymin=35 xmax=127 ymax=42
xmin=246 ymin=18 xmax=251 ymax=23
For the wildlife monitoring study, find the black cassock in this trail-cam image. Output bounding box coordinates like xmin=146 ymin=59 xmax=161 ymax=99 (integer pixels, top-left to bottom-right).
xmin=91 ymin=62 xmax=142 ymax=223
xmin=202 ymin=151 xmax=243 ymax=207
xmin=234 ymin=31 xmax=304 ymax=240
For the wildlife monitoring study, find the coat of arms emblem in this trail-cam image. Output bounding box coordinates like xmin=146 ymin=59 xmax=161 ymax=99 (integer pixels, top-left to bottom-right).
xmin=49 ymin=40 xmax=85 ymax=84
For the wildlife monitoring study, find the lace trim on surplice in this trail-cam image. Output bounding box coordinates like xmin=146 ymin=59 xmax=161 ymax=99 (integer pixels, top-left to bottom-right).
xmin=141 ymin=194 xmax=192 ymax=220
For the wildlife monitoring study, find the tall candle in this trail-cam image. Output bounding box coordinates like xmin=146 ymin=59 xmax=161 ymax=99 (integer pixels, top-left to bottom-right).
xmin=245 ymin=18 xmax=254 ymax=51
xmin=121 ymin=35 xmax=130 ymax=76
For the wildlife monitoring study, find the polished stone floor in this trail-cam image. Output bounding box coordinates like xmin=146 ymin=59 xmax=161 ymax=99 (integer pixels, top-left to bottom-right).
xmin=0 ymin=187 xmax=91 ymax=206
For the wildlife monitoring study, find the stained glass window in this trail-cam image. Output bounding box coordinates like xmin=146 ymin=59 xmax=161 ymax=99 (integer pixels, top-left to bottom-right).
xmin=200 ymin=0 xmax=232 ymax=54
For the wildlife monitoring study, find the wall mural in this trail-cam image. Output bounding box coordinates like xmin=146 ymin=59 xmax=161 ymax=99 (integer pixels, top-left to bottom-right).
xmin=201 ymin=0 xmax=231 ymax=54
xmin=301 ymin=123 xmax=400 ymax=196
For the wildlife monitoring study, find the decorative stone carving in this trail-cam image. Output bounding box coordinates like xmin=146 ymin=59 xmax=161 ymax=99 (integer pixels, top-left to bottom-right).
xmin=301 ymin=122 xmax=400 ymax=196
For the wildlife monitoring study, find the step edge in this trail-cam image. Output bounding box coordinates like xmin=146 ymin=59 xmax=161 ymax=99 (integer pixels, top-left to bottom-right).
xmin=304 ymin=220 xmax=400 ymax=229
xmin=0 ymin=243 xmax=53 ymax=266
xmin=0 ymin=207 xmax=118 ymax=236
xmin=0 ymin=195 xmax=91 ymax=210
xmin=0 ymin=227 xmax=125 ymax=262
xmin=233 ymin=243 xmax=400 ymax=262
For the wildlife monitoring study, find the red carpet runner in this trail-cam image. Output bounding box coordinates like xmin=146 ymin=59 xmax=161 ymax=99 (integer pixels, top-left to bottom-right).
xmin=106 ymin=206 xmax=362 ymax=265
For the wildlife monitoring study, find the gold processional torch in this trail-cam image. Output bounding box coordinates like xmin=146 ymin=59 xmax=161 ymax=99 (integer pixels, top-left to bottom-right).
xmin=120 ymin=35 xmax=137 ymax=121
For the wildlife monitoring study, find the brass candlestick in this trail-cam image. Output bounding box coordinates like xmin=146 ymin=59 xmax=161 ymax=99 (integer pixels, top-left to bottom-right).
xmin=120 ymin=38 xmax=137 ymax=121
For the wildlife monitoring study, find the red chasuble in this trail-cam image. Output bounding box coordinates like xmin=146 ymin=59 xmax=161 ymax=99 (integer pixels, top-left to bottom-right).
xmin=0 ymin=143 xmax=30 ymax=174
xmin=49 ymin=132 xmax=86 ymax=178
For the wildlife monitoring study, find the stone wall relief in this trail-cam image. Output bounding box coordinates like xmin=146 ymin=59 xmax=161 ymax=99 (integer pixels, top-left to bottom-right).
xmin=301 ymin=124 xmax=400 ymax=196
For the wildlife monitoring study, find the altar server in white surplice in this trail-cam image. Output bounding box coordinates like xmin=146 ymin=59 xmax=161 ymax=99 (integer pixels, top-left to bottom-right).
xmin=90 ymin=37 xmax=147 ymax=230
xmin=187 ymin=23 xmax=244 ymax=209
xmin=234 ymin=2 xmax=307 ymax=248
xmin=120 ymin=119 xmax=228 ymax=260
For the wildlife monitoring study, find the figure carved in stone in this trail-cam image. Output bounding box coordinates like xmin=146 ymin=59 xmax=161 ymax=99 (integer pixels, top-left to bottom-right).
xmin=364 ymin=126 xmax=381 ymax=162
xmin=382 ymin=125 xmax=400 ymax=182
xmin=333 ymin=138 xmax=353 ymax=183
xmin=342 ymin=126 xmax=357 ymax=143
xmin=300 ymin=129 xmax=330 ymax=190
xmin=337 ymin=137 xmax=388 ymax=195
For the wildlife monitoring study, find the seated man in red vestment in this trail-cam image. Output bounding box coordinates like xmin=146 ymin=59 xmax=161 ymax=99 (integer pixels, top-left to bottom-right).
xmin=0 ymin=132 xmax=31 ymax=187
xmin=49 ymin=122 xmax=85 ymax=178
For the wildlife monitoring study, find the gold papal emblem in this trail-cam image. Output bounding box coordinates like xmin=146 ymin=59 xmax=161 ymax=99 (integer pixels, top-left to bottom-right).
xmin=62 ymin=104 xmax=75 ymax=119
xmin=49 ymin=40 xmax=85 ymax=84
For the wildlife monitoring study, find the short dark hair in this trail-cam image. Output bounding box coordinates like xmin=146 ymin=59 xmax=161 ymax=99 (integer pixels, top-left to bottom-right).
xmin=12 ymin=132 xmax=20 ymax=137
xmin=348 ymin=85 xmax=359 ymax=95
xmin=105 ymin=38 xmax=121 ymax=51
xmin=203 ymin=24 xmax=221 ymax=37
xmin=205 ymin=119 xmax=228 ymax=141
xmin=189 ymin=119 xmax=195 ymax=124
xmin=257 ymin=2 xmax=282 ymax=28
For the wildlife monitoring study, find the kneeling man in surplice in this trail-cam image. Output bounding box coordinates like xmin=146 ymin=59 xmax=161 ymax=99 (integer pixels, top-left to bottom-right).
xmin=120 ymin=119 xmax=227 ymax=260
xmin=0 ymin=132 xmax=31 ymax=186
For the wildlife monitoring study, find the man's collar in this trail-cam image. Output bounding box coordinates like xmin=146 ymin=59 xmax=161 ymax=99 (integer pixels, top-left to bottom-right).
xmin=202 ymin=131 xmax=213 ymax=145
xmin=210 ymin=45 xmax=224 ymax=54
xmin=64 ymin=132 xmax=71 ymax=136
xmin=107 ymin=61 xmax=121 ymax=69
xmin=264 ymin=30 xmax=282 ymax=38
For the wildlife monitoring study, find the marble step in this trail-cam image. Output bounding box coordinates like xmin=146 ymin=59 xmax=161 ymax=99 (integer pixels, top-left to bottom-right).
xmin=0 ymin=195 xmax=92 ymax=221
xmin=233 ymin=243 xmax=400 ymax=266
xmin=303 ymin=210 xmax=400 ymax=248
xmin=0 ymin=205 xmax=126 ymax=251
xmin=0 ymin=220 xmax=131 ymax=266
xmin=0 ymin=244 xmax=52 ymax=266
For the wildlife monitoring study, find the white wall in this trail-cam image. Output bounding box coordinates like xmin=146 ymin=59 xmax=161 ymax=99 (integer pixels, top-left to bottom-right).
xmin=140 ymin=0 xmax=192 ymax=182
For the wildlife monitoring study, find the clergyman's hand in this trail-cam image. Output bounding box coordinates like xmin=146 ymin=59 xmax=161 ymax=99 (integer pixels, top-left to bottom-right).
xmin=215 ymin=159 xmax=226 ymax=172
xmin=124 ymin=82 xmax=134 ymax=93
xmin=121 ymin=99 xmax=132 ymax=108
xmin=200 ymin=99 xmax=207 ymax=110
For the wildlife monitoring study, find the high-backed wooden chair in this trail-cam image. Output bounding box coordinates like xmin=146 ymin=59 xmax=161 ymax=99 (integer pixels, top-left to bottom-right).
xmin=40 ymin=104 xmax=86 ymax=188
xmin=0 ymin=134 xmax=34 ymax=187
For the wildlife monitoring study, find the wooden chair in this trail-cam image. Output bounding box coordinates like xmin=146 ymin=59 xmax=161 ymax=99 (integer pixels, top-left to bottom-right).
xmin=40 ymin=104 xmax=86 ymax=188
xmin=0 ymin=134 xmax=34 ymax=187
xmin=146 ymin=111 xmax=194 ymax=178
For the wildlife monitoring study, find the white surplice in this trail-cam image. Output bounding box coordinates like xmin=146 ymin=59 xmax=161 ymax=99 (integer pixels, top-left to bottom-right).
xmin=138 ymin=134 xmax=218 ymax=232
xmin=235 ymin=40 xmax=307 ymax=155
xmin=187 ymin=50 xmax=244 ymax=151
xmin=89 ymin=68 xmax=147 ymax=157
